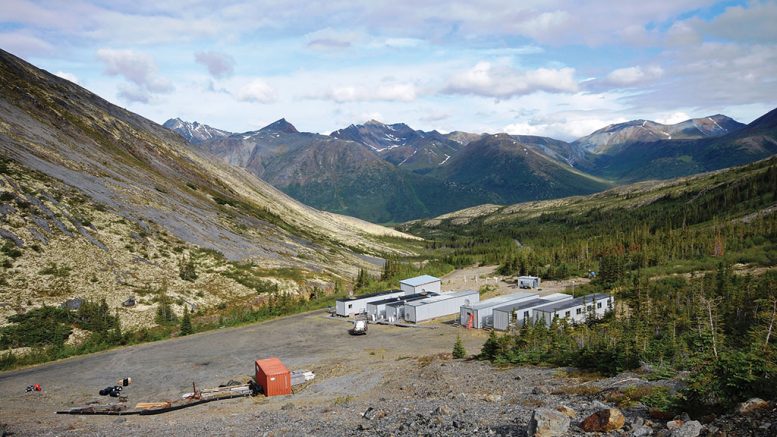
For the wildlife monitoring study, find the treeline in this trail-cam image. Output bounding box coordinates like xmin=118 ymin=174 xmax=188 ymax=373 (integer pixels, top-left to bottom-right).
xmin=415 ymin=159 xmax=777 ymax=279
xmin=479 ymin=266 xmax=777 ymax=413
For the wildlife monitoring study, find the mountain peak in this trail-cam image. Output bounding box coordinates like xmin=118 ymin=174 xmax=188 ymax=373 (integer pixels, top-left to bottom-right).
xmin=364 ymin=119 xmax=384 ymax=126
xmin=260 ymin=118 xmax=298 ymax=133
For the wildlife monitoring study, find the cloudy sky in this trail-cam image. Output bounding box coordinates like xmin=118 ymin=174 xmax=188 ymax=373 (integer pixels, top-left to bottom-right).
xmin=2 ymin=0 xmax=776 ymax=140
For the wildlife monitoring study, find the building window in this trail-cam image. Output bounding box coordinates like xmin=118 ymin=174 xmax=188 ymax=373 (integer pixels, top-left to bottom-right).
xmin=597 ymin=302 xmax=602 ymax=309
xmin=348 ymin=304 xmax=352 ymax=309
xmin=587 ymin=305 xmax=593 ymax=311
xmin=564 ymin=311 xmax=570 ymax=317
xmin=576 ymin=308 xmax=582 ymax=315
xmin=523 ymin=311 xmax=529 ymax=320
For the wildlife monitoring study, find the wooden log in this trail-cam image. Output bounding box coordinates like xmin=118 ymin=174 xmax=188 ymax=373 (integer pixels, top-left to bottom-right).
xmin=135 ymin=402 xmax=172 ymax=409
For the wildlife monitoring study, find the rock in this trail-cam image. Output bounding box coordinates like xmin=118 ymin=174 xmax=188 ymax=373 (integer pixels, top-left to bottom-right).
xmin=514 ymin=375 xmax=523 ymax=381
xmin=632 ymin=425 xmax=653 ymax=437
xmin=532 ymin=386 xmax=550 ymax=395
xmin=527 ymin=408 xmax=570 ymax=437
xmin=555 ymin=405 xmax=577 ymax=418
xmin=666 ymin=420 xmax=684 ymax=431
xmin=432 ymin=405 xmax=451 ymax=416
xmin=670 ymin=420 xmax=702 ymax=437
xmin=362 ymin=407 xmax=384 ymax=420
xmin=281 ymin=403 xmax=294 ymax=411
xmin=483 ymin=394 xmax=502 ymax=402
xmin=581 ymin=408 xmax=626 ymax=432
xmin=655 ymin=430 xmax=671 ymax=437
xmin=593 ymin=400 xmax=612 ymax=410
xmin=737 ymin=398 xmax=769 ymax=415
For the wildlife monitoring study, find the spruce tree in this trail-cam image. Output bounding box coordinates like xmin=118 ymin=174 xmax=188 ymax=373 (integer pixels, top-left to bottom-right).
xmin=180 ymin=305 xmax=192 ymax=336
xmin=452 ymin=335 xmax=467 ymax=359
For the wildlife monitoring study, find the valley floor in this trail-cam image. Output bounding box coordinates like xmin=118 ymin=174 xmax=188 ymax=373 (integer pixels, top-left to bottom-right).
xmin=1 ymin=267 xmax=773 ymax=436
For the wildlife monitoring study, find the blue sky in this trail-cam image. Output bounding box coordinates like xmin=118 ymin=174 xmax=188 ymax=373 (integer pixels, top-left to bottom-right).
xmin=1 ymin=0 xmax=776 ymax=140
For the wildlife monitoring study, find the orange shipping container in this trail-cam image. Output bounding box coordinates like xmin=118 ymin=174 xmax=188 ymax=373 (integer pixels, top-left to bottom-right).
xmin=254 ymin=357 xmax=291 ymax=397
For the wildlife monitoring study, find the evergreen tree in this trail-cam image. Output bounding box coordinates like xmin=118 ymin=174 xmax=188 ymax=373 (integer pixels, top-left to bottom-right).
xmin=179 ymin=254 xmax=198 ymax=282
xmin=452 ymin=335 xmax=467 ymax=359
xmin=180 ymin=306 xmax=192 ymax=336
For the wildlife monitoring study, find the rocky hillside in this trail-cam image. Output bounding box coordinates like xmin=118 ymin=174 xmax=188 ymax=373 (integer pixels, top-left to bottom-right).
xmin=0 ymin=48 xmax=418 ymax=328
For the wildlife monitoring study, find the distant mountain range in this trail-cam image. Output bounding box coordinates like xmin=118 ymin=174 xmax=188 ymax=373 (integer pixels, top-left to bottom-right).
xmin=166 ymin=109 xmax=777 ymax=222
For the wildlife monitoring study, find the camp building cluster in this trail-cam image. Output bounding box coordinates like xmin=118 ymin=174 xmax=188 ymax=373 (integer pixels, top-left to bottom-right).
xmin=335 ymin=275 xmax=614 ymax=330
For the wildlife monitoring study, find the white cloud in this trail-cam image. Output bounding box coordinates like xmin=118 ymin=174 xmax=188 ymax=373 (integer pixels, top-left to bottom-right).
xmin=701 ymin=1 xmax=777 ymax=44
xmin=605 ymin=65 xmax=664 ymax=87
xmin=117 ymin=83 xmax=151 ymax=104
xmin=655 ymin=112 xmax=691 ymax=125
xmin=54 ymin=71 xmax=79 ymax=84
xmin=324 ymin=83 xmax=417 ymax=103
xmin=0 ymin=31 xmax=53 ymax=55
xmin=194 ymin=51 xmax=235 ymax=78
xmin=443 ymin=62 xmax=578 ymax=98
xmin=96 ymin=48 xmax=173 ymax=99
xmin=236 ymin=79 xmax=277 ymax=103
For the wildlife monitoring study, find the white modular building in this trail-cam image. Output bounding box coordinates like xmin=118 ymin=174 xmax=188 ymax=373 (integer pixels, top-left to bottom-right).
xmin=533 ymin=293 xmax=614 ymax=326
xmin=403 ymin=290 xmax=479 ymax=323
xmin=492 ymin=293 xmax=572 ymax=331
xmin=365 ymin=292 xmax=438 ymax=321
xmin=460 ymin=292 xmax=538 ymax=329
xmin=335 ymin=289 xmax=407 ymax=316
xmin=399 ymin=275 xmax=441 ymax=295
xmin=518 ymin=276 xmax=541 ymax=289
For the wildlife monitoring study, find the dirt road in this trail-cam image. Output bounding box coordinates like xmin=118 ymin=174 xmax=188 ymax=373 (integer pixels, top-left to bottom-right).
xmin=0 ymin=307 xmax=494 ymax=435
xmin=0 ymin=266 xmax=593 ymax=435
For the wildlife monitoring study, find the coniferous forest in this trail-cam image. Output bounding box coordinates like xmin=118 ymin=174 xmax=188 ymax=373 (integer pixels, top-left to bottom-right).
xmin=407 ymin=157 xmax=777 ymax=413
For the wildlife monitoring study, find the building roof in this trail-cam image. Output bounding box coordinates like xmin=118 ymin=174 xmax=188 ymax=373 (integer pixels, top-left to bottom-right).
xmin=518 ymin=276 xmax=540 ymax=280
xmin=366 ymin=292 xmax=439 ymax=306
xmin=335 ymin=289 xmax=402 ymax=303
xmin=534 ymin=293 xmax=612 ymax=312
xmin=404 ymin=290 xmax=478 ymax=307
xmin=399 ymin=275 xmax=440 ymax=287
xmin=462 ymin=292 xmax=537 ymax=310
xmin=255 ymin=357 xmax=289 ymax=376
xmin=493 ymin=294 xmax=572 ymax=313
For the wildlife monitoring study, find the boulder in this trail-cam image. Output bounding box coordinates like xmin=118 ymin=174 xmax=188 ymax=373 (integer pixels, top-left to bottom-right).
xmin=666 ymin=420 xmax=684 ymax=431
xmin=737 ymin=398 xmax=769 ymax=415
xmin=581 ymin=408 xmax=626 ymax=432
xmin=670 ymin=420 xmax=702 ymax=437
xmin=527 ymin=408 xmax=571 ymax=437
xmin=555 ymin=405 xmax=577 ymax=418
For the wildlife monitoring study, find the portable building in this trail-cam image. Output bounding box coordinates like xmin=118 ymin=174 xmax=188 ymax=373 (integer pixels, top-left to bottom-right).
xmin=335 ymin=289 xmax=406 ymax=316
xmin=533 ymin=293 xmax=614 ymax=326
xmin=254 ymin=357 xmax=291 ymax=397
xmin=518 ymin=276 xmax=541 ymax=289
xmin=399 ymin=275 xmax=441 ymax=295
xmin=404 ymin=290 xmax=479 ymax=323
xmin=385 ymin=300 xmax=406 ymax=322
xmin=460 ymin=292 xmax=538 ymax=329
xmin=365 ymin=292 xmax=438 ymax=320
xmin=492 ymin=293 xmax=572 ymax=331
